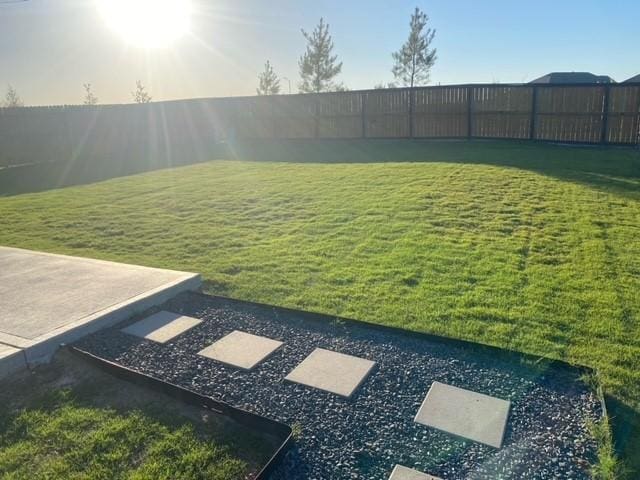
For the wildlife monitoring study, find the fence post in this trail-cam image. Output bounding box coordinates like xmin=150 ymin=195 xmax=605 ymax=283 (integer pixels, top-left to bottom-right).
xmin=600 ymin=85 xmax=611 ymax=145
xmin=529 ymin=86 xmax=538 ymax=140
xmin=313 ymin=94 xmax=319 ymax=139
xmin=409 ymin=87 xmax=415 ymax=138
xmin=636 ymin=91 xmax=640 ymax=147
xmin=361 ymin=91 xmax=367 ymax=138
xmin=467 ymin=86 xmax=473 ymax=139
xmin=635 ymin=86 xmax=640 ymax=147
xmin=64 ymin=107 xmax=74 ymax=162
xmin=270 ymin=96 xmax=277 ymax=139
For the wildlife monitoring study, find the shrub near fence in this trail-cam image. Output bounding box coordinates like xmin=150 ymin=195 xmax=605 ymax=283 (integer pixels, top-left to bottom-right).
xmin=0 ymin=83 xmax=639 ymax=169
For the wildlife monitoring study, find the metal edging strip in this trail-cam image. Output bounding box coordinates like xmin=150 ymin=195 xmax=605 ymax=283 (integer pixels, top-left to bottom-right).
xmin=67 ymin=345 xmax=293 ymax=480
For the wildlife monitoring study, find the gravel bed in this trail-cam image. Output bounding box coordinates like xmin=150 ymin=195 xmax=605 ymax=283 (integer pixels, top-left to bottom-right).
xmin=75 ymin=292 xmax=601 ymax=480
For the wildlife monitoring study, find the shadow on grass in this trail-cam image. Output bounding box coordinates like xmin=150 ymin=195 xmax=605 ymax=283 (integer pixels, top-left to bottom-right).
xmin=605 ymin=395 xmax=640 ymax=479
xmin=2 ymin=139 xmax=638 ymax=198
xmin=0 ymin=350 xmax=275 ymax=479
xmin=0 ymin=143 xmax=227 ymax=197
xmin=227 ymin=139 xmax=640 ymax=199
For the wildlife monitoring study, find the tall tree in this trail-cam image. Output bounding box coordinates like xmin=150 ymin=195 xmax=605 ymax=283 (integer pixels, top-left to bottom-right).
xmin=298 ymin=18 xmax=342 ymax=93
xmin=392 ymin=7 xmax=437 ymax=87
xmin=132 ymin=80 xmax=152 ymax=103
xmin=256 ymin=60 xmax=281 ymax=95
xmin=83 ymin=83 xmax=98 ymax=105
xmin=3 ymin=85 xmax=23 ymax=108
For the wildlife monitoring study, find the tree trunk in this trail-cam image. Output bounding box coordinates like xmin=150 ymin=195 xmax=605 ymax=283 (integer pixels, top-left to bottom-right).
xmin=410 ymin=55 xmax=416 ymax=88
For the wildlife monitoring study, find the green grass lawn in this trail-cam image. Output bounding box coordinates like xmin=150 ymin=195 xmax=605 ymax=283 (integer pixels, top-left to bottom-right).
xmin=0 ymin=351 xmax=275 ymax=479
xmin=0 ymin=140 xmax=639 ymax=475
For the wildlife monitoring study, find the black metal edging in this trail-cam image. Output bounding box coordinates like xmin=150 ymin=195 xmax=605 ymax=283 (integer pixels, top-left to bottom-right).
xmin=191 ymin=291 xmax=608 ymax=415
xmin=68 ymin=345 xmax=293 ymax=480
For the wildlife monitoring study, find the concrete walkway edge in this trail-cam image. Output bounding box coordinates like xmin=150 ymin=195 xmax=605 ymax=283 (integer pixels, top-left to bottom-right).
xmin=0 ymin=247 xmax=202 ymax=378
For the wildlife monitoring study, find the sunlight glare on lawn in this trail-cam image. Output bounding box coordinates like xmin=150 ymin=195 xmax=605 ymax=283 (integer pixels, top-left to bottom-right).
xmin=97 ymin=0 xmax=192 ymax=48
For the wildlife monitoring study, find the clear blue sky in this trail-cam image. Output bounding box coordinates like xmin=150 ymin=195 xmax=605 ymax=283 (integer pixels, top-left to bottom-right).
xmin=1 ymin=0 xmax=638 ymax=105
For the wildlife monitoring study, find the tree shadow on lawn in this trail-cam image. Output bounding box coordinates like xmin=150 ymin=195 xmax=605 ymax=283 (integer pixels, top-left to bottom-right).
xmin=229 ymin=139 xmax=640 ymax=200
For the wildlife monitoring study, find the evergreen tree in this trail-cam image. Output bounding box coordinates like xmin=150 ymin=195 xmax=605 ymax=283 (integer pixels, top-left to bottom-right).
xmin=3 ymin=85 xmax=23 ymax=108
xmin=132 ymin=80 xmax=152 ymax=103
xmin=298 ymin=18 xmax=342 ymax=93
xmin=392 ymin=7 xmax=437 ymax=87
xmin=256 ymin=61 xmax=281 ymax=95
xmin=83 ymin=83 xmax=98 ymax=105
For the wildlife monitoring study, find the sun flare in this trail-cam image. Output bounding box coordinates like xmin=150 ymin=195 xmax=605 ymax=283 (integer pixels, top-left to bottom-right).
xmin=97 ymin=0 xmax=192 ymax=48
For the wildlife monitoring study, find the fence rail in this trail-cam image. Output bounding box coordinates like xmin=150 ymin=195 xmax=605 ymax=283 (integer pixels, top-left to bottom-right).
xmin=1 ymin=83 xmax=639 ymax=168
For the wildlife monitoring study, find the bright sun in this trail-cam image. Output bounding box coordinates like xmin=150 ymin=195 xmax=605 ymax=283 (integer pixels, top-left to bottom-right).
xmin=97 ymin=0 xmax=192 ymax=48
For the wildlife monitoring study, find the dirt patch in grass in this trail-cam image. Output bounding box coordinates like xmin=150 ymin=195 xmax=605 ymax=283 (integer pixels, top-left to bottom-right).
xmin=0 ymin=350 xmax=279 ymax=479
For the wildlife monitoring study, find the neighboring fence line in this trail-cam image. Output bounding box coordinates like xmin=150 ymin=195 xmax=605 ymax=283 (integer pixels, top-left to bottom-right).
xmin=0 ymin=82 xmax=639 ymax=168
xmin=223 ymin=83 xmax=640 ymax=145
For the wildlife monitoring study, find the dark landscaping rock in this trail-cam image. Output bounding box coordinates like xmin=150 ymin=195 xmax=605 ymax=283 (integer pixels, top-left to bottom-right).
xmin=75 ymin=292 xmax=601 ymax=480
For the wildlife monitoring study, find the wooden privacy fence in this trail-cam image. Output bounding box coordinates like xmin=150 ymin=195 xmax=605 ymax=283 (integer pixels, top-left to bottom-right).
xmin=0 ymin=83 xmax=638 ymax=168
xmin=0 ymin=99 xmax=227 ymax=167
xmin=220 ymin=83 xmax=640 ymax=145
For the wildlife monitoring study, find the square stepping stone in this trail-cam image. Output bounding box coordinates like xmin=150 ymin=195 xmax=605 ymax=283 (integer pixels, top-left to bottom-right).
xmin=389 ymin=465 xmax=442 ymax=480
xmin=414 ymin=381 xmax=510 ymax=448
xmin=198 ymin=330 xmax=283 ymax=370
xmin=121 ymin=310 xmax=201 ymax=343
xmin=284 ymin=348 xmax=376 ymax=398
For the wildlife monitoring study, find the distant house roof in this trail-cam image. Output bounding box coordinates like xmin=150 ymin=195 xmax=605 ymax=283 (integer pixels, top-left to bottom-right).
xmin=529 ymin=72 xmax=615 ymax=84
xmin=623 ymin=74 xmax=640 ymax=83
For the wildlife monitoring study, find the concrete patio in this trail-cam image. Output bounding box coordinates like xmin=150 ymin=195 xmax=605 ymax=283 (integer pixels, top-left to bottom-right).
xmin=0 ymin=246 xmax=201 ymax=377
